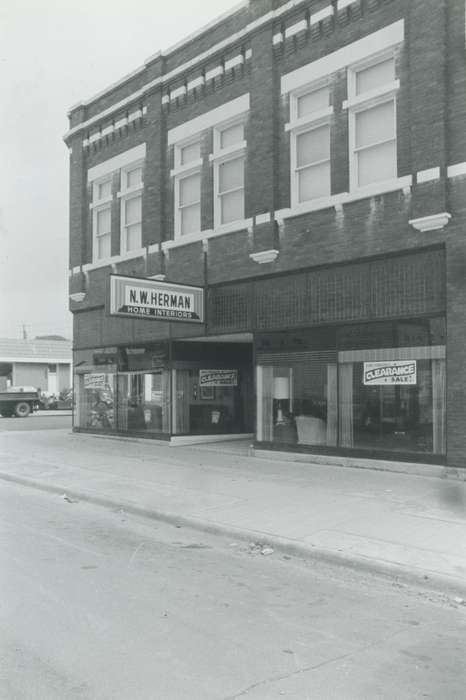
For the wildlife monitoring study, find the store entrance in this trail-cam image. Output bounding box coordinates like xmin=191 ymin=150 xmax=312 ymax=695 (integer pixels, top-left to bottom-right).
xmin=172 ymin=339 xmax=253 ymax=437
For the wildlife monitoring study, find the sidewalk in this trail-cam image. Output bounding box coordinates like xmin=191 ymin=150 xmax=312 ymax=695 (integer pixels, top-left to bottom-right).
xmin=1 ymin=427 xmax=465 ymax=598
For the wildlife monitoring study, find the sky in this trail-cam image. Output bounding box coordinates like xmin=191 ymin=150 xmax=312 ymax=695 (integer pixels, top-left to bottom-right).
xmin=0 ymin=0 xmax=238 ymax=340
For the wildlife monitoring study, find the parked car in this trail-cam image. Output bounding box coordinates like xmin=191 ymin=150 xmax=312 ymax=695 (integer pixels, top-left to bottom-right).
xmin=0 ymin=387 xmax=40 ymax=417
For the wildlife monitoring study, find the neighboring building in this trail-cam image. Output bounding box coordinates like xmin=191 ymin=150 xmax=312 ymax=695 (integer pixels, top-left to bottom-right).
xmin=64 ymin=0 xmax=466 ymax=467
xmin=0 ymin=338 xmax=72 ymax=394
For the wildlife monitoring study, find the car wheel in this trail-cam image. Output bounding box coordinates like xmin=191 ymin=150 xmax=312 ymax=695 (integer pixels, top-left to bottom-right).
xmin=15 ymin=401 xmax=31 ymax=418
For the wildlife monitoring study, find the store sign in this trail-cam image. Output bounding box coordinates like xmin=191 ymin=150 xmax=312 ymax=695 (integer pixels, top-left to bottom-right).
xmin=110 ymin=275 xmax=204 ymax=323
xmin=84 ymin=373 xmax=108 ymax=389
xmin=363 ymin=360 xmax=417 ymax=386
xmin=199 ymin=369 xmax=238 ymax=387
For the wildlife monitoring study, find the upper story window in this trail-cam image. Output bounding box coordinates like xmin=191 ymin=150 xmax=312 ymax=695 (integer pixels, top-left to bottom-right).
xmin=92 ymin=176 xmax=113 ymax=261
xmin=173 ymin=138 xmax=202 ymax=237
xmin=119 ymin=161 xmax=144 ymax=253
xmin=347 ymin=55 xmax=398 ymax=190
xmin=87 ymin=144 xmax=146 ymax=263
xmin=288 ymin=84 xmax=333 ymax=207
xmin=212 ymin=120 xmax=246 ymax=227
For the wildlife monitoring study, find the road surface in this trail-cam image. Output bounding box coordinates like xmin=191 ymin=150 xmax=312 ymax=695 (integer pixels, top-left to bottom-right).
xmin=1 ymin=481 xmax=465 ymax=700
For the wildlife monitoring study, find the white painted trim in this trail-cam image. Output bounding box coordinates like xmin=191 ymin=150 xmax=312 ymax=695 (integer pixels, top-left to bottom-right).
xmin=82 ymin=248 xmax=146 ymax=272
xmin=170 ymin=158 xmax=203 ymax=178
xmin=187 ymin=75 xmax=205 ymax=91
xmin=281 ymin=20 xmax=404 ymax=94
xmin=342 ymin=80 xmax=400 ymax=110
xmin=447 ymin=162 xmax=466 ymax=178
xmin=69 ymin=292 xmax=86 ymax=303
xmin=65 ymin=0 xmax=313 ymax=140
xmin=147 ymin=243 xmax=160 ymax=254
xmin=245 ymin=48 xmax=252 ymax=60
xmin=273 ymin=32 xmax=284 ymax=45
xmin=285 ymin=19 xmax=307 ymax=38
xmin=285 ymin=106 xmax=334 ymax=131
xmin=310 ymin=5 xmax=334 ymax=25
xmin=87 ymin=144 xmax=146 ymax=182
xmin=417 ymin=167 xmax=440 ymax=184
xmin=255 ymin=212 xmax=271 ymax=225
xmin=0 ymin=357 xmax=72 ymax=365
xmin=274 ymin=175 xmax=413 ymax=220
xmin=167 ymin=94 xmax=249 ymax=145
xmin=162 ymin=94 xmax=170 ymax=105
xmin=170 ymin=85 xmax=187 ymax=101
xmin=225 ymin=54 xmax=244 ymax=71
xmin=162 ymin=218 xmax=252 ymax=250
xmin=250 ymin=249 xmax=279 ymax=264
xmin=205 ymin=65 xmax=224 ymax=81
xmin=337 ymin=0 xmax=356 ymax=9
xmin=409 ymin=213 xmax=451 ymax=232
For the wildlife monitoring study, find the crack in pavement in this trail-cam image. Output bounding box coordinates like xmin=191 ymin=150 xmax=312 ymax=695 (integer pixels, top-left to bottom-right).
xmin=222 ymin=627 xmax=409 ymax=699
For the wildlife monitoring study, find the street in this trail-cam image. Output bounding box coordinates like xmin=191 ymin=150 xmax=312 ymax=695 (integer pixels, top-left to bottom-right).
xmin=1 ymin=479 xmax=465 ymax=700
xmin=0 ymin=414 xmax=71 ymax=431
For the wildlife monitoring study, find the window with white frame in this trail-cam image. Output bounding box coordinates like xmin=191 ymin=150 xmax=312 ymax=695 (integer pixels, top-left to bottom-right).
xmin=212 ymin=120 xmax=246 ymax=227
xmin=288 ymin=83 xmax=332 ymax=206
xmin=120 ymin=163 xmax=143 ymax=253
xmin=173 ymin=139 xmax=202 ymax=237
xmin=92 ymin=177 xmax=113 ymax=261
xmin=347 ymin=54 xmax=398 ymax=189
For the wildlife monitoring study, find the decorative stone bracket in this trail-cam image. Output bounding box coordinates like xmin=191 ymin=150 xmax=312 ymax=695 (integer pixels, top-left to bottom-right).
xmin=69 ymin=292 xmax=86 ymax=303
xmin=409 ymin=212 xmax=451 ymax=232
xmin=249 ymin=249 xmax=279 ymax=264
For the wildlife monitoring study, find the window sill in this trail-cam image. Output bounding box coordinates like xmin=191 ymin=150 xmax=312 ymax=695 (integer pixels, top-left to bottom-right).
xmin=83 ymin=247 xmax=146 ymax=272
xmin=277 ymin=175 xmax=412 ymax=221
xmin=163 ymin=218 xmax=253 ymax=250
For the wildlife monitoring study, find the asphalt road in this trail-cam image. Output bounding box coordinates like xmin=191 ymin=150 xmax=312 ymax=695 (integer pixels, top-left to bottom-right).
xmin=0 ymin=414 xmax=72 ymax=431
xmin=1 ymin=481 xmax=465 ymax=700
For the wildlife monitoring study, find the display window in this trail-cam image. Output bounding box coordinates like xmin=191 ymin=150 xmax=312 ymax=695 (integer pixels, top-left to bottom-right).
xmin=75 ymin=372 xmax=116 ymax=431
xmin=256 ymin=324 xmax=446 ymax=458
xmin=115 ymin=371 xmax=171 ymax=434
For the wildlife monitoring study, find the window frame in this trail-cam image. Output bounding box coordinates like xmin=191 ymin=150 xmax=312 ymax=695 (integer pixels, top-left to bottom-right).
xmin=118 ymin=159 xmax=144 ymax=254
xmin=91 ymin=175 xmax=113 ymax=263
xmin=287 ymin=80 xmax=333 ymax=209
xmin=211 ymin=117 xmax=247 ymax=230
xmin=346 ymin=51 xmax=400 ymax=192
xmin=172 ymin=137 xmax=203 ymax=239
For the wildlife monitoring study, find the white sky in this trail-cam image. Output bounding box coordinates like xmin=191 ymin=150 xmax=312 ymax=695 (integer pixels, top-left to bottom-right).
xmin=0 ymin=0 xmax=237 ymax=340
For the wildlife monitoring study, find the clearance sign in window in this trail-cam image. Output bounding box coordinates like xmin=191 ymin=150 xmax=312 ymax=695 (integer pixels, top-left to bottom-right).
xmin=363 ymin=360 xmax=417 ymax=386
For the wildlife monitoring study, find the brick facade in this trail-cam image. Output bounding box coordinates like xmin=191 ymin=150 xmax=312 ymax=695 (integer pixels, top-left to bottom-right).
xmin=66 ymin=0 xmax=466 ymax=465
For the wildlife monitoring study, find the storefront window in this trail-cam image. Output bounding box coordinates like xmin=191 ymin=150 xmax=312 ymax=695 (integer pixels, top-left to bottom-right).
xmin=115 ymin=371 xmax=170 ymax=434
xmin=339 ymin=347 xmax=446 ymax=455
xmin=257 ymin=352 xmax=338 ymax=446
xmin=256 ymin=335 xmax=446 ymax=457
xmin=75 ymin=372 xmax=116 ymax=431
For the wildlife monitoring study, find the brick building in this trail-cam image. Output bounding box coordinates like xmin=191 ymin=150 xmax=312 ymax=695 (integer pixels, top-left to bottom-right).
xmin=65 ymin=0 xmax=466 ymax=467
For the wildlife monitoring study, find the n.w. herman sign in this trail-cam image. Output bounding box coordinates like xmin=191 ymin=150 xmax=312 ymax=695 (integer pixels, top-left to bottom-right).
xmin=109 ymin=275 xmax=204 ymax=323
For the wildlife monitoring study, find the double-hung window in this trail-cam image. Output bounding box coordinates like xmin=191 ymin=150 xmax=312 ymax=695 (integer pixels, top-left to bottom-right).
xmin=212 ymin=120 xmax=246 ymax=227
xmin=173 ymin=140 xmax=202 ymax=238
xmin=347 ymin=55 xmax=398 ymax=189
xmin=288 ymin=84 xmax=332 ymax=207
xmin=92 ymin=177 xmax=112 ymax=261
xmin=119 ymin=163 xmax=143 ymax=253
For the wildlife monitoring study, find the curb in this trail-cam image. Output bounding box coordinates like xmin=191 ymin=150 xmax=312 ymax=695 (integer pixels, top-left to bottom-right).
xmin=1 ymin=470 xmax=465 ymax=602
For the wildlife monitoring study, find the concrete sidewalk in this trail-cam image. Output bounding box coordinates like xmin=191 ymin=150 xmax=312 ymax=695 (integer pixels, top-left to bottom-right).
xmin=1 ymin=428 xmax=466 ymax=598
